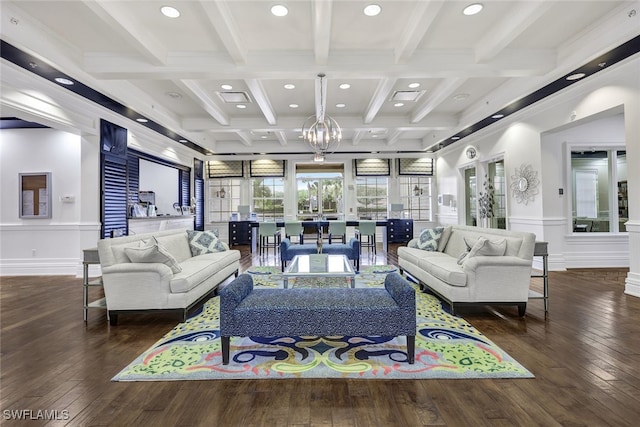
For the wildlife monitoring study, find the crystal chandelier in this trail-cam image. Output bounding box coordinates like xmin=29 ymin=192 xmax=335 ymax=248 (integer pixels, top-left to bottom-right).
xmin=302 ymin=74 xmax=342 ymax=162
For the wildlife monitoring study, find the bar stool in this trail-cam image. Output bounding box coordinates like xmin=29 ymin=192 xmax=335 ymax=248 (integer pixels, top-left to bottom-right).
xmin=258 ymin=222 xmax=281 ymax=256
xmin=328 ymin=221 xmax=346 ymax=244
xmin=284 ymin=221 xmax=304 ymax=244
xmin=355 ymin=220 xmax=376 ymax=255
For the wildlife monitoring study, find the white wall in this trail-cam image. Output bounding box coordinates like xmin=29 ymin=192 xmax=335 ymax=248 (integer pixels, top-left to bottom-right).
xmin=0 ymin=128 xmax=99 ymax=275
xmin=434 ymin=56 xmax=639 ymax=271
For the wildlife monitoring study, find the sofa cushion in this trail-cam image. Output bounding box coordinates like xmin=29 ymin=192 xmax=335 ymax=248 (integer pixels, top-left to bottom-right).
xmin=124 ymin=240 xmax=182 ymax=274
xmin=418 ymin=256 xmax=467 ymax=287
xmin=187 ymin=230 xmax=227 ymax=256
xmin=154 ymin=232 xmax=192 ymax=263
xmin=413 ymin=226 xmax=445 ymax=251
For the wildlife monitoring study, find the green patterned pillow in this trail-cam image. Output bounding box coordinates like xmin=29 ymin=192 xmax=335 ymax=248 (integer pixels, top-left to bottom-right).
xmin=415 ymin=226 xmax=445 ymax=251
xmin=187 ymin=230 xmax=227 ymax=256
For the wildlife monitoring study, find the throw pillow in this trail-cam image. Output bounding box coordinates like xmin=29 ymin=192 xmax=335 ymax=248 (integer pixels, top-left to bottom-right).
xmin=456 ymin=236 xmax=478 ymax=265
xmin=459 ymin=237 xmax=507 ymax=265
xmin=187 ymin=230 xmax=227 ymax=256
xmin=124 ymin=240 xmax=182 ymax=274
xmin=415 ymin=226 xmax=445 ymax=251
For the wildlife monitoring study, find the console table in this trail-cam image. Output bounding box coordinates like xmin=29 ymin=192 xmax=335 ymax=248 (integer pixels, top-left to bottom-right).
xmin=529 ymin=241 xmax=549 ymax=313
xmin=82 ymin=248 xmax=106 ymax=322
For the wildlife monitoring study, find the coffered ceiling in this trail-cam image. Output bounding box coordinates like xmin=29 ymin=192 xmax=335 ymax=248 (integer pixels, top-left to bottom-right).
xmin=1 ymin=1 xmax=639 ymax=158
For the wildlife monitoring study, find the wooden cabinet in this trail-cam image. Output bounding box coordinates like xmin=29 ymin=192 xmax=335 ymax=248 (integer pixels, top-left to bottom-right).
xmin=386 ymin=219 xmax=413 ymax=243
xmin=228 ymin=221 xmax=252 ymax=246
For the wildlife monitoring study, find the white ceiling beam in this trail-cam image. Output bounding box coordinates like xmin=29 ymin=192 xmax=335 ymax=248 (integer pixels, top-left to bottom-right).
xmin=395 ymin=1 xmax=445 ymax=64
xmin=386 ymin=129 xmax=404 ymax=146
xmin=82 ymin=0 xmax=167 ymax=66
xmin=313 ymin=0 xmax=333 ymax=65
xmin=411 ymin=78 xmax=467 ymax=124
xmin=181 ymin=113 xmax=458 ymax=132
xmin=363 ymin=78 xmax=397 ymax=124
xmin=236 ymin=132 xmax=253 ymax=146
xmin=245 ymin=79 xmax=277 ymax=125
xmin=275 ymin=130 xmax=288 ymax=146
xmin=475 ymin=1 xmax=555 ymax=63
xmin=196 ymin=0 xmax=247 ymax=65
xmin=82 ymin=49 xmax=556 ymax=80
xmin=351 ymin=130 xmax=364 ymax=146
xmin=177 ymin=80 xmax=230 ymax=126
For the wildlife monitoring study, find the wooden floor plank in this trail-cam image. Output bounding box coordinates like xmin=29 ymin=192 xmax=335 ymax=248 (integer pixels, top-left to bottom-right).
xmin=1 ymin=244 xmax=640 ymax=426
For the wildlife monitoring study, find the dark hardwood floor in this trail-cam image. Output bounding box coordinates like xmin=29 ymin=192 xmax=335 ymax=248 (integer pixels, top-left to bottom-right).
xmin=1 ymin=244 xmax=639 ymax=426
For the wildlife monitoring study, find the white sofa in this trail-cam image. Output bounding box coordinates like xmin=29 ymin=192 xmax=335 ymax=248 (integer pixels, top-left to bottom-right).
xmin=97 ymin=229 xmax=240 ymax=324
xmin=398 ymin=225 xmax=536 ymax=316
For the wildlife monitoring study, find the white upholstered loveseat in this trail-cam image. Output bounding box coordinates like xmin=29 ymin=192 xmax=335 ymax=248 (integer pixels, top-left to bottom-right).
xmin=97 ymin=228 xmax=240 ymax=324
xmin=398 ymin=225 xmax=536 ymax=316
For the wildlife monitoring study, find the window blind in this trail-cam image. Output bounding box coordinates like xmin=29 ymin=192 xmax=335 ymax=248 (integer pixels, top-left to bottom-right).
xmin=354 ymin=159 xmax=390 ymax=176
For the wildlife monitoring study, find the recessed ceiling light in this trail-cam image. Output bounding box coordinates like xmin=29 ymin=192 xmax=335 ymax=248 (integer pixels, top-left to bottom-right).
xmin=566 ymin=73 xmax=586 ymax=81
xmin=179 ymin=139 xmax=187 ymax=143
xmin=261 ymin=135 xmax=268 ymax=139
xmin=160 ymin=6 xmax=180 ymax=18
xmin=221 ymin=84 xmax=233 ymax=90
xmin=289 ymin=104 xmax=299 ymax=108
xmin=463 ymin=3 xmax=484 ymax=16
xmin=453 ymin=93 xmax=470 ymax=101
xmin=394 ymin=102 xmax=405 ymax=107
xmin=463 ymin=3 xmax=483 ymax=16
xmin=236 ymin=104 xmax=247 ymax=109
xmin=408 ymin=83 xmax=420 ymax=89
xmin=339 ymin=83 xmax=351 ymax=89
xmin=271 ymin=4 xmax=288 ymax=17
xmin=166 ymin=91 xmax=182 ymax=99
xmin=491 ymin=114 xmax=505 ymax=119
xmin=372 ymin=134 xmax=379 ymax=138
xmin=54 ymin=77 xmax=74 ymax=85
xmin=336 ymin=103 xmax=346 ymax=108
xmin=284 ymin=83 xmax=295 ymax=89
xmin=136 ymin=118 xmax=148 ymax=123
xmin=364 ymin=4 xmax=382 ymax=16
xmin=452 ymin=136 xmax=461 ymax=140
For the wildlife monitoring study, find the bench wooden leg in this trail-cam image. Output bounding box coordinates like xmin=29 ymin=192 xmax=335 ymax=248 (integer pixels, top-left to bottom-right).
xmin=407 ymin=335 xmax=415 ymax=364
xmin=222 ymin=336 xmax=230 ymax=364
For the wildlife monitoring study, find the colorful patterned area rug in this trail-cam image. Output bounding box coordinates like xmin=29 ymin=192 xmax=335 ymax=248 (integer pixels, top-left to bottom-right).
xmin=112 ymin=266 xmax=534 ymax=381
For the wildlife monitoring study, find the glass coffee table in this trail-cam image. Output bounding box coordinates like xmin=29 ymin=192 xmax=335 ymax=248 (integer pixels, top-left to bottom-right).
xmin=283 ymin=254 xmax=356 ymax=288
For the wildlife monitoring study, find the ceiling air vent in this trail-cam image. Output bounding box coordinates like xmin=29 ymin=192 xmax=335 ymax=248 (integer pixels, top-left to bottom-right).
xmin=218 ymin=91 xmax=252 ymax=103
xmin=390 ymin=90 xmax=424 ymax=102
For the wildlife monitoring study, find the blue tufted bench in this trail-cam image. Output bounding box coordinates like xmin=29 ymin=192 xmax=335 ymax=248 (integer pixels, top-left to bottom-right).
xmin=219 ymin=272 xmax=416 ymax=364
xmin=280 ymin=238 xmax=360 ymax=271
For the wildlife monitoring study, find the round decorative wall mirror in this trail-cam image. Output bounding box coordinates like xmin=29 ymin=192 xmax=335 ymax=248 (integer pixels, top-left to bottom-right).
xmin=510 ymin=164 xmax=539 ymax=205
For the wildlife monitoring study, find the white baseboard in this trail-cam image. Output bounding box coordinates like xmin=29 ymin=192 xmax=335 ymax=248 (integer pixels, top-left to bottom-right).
xmin=625 ymin=272 xmax=640 ymax=298
xmin=0 ymin=258 xmax=79 ymax=276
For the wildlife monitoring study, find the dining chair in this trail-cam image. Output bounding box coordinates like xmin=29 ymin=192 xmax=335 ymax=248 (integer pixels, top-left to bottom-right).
xmin=284 ymin=221 xmax=304 ymax=244
xmin=258 ymin=222 xmax=281 ymax=256
xmin=355 ymin=220 xmax=376 ymax=255
xmin=328 ymin=221 xmax=347 ymax=244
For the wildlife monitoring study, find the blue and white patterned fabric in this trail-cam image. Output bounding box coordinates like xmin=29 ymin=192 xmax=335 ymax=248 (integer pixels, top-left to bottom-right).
xmin=187 ymin=230 xmax=226 ymax=256
xmin=412 ymin=226 xmax=445 ymax=251
xmin=220 ymin=273 xmax=415 ymax=338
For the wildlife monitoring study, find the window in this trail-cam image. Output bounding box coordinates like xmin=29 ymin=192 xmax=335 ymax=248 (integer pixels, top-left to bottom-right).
xmin=252 ymin=178 xmax=284 ymax=221
xmin=488 ymin=160 xmax=506 ymax=229
xmin=399 ymin=176 xmax=432 ymax=220
xmin=356 ymin=177 xmax=388 ymax=220
xmin=571 ymin=149 xmax=627 ymax=233
xmin=207 ymin=178 xmax=241 ymax=222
